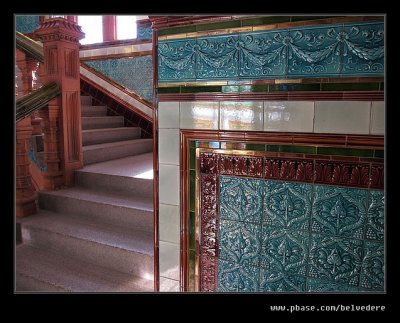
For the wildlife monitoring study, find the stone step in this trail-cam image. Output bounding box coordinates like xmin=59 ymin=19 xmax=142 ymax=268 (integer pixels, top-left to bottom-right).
xmin=80 ymin=95 xmax=92 ymax=106
xmin=38 ymin=188 xmax=153 ymax=232
xmin=82 ymin=127 xmax=141 ymax=146
xmin=81 ymin=116 xmax=124 ymax=130
xmin=83 ymin=139 xmax=153 ymax=165
xmin=18 ymin=210 xmax=153 ymax=279
xmin=81 ymin=105 xmax=108 ymax=117
xmin=16 ymin=244 xmax=153 ymax=292
xmin=75 ymin=154 xmax=153 ymax=198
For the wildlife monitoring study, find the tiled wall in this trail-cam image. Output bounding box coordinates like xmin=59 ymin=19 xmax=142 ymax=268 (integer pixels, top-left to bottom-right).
xmin=217 ymin=176 xmax=384 ymax=292
xmin=138 ymin=25 xmax=152 ymax=40
xmin=16 ymin=15 xmax=40 ymax=34
xmin=86 ymin=56 xmax=153 ymax=102
xmin=158 ymin=21 xmax=384 ymax=82
xmin=157 ymin=99 xmax=384 ymax=291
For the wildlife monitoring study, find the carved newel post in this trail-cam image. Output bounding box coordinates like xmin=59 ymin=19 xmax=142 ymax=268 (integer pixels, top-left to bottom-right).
xmin=34 ymin=18 xmax=85 ymax=188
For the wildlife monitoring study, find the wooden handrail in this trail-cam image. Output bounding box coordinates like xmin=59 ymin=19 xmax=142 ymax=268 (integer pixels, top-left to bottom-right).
xmin=16 ymin=32 xmax=44 ymax=63
xmin=16 ymin=82 xmax=60 ymax=122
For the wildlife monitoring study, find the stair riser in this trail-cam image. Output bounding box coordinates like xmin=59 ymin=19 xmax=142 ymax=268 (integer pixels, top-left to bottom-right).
xmin=38 ymin=193 xmax=153 ymax=232
xmin=81 ymin=106 xmax=108 ymax=117
xmin=75 ymin=172 xmax=153 ymax=198
xmin=81 ymin=117 xmax=124 ymax=130
xmin=16 ymin=273 xmax=68 ymax=292
xmin=21 ymin=226 xmax=154 ymax=279
xmin=83 ymin=140 xmax=153 ymax=165
xmin=82 ymin=128 xmax=141 ymax=146
xmin=81 ymin=96 xmax=92 ymax=105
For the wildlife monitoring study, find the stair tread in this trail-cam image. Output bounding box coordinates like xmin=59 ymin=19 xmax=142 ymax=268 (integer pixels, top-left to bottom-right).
xmin=82 ymin=127 xmax=140 ymax=134
xmin=40 ymin=187 xmax=153 ymax=211
xmin=83 ymin=139 xmax=152 ymax=151
xmin=19 ymin=210 xmax=153 ymax=255
xmin=16 ymin=244 xmax=153 ymax=292
xmin=78 ymin=153 xmax=153 ymax=179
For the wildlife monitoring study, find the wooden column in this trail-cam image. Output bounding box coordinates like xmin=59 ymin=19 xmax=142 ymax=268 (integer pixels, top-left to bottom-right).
xmin=34 ymin=18 xmax=85 ymax=187
xmin=103 ymin=16 xmax=116 ymax=42
xmin=16 ymin=117 xmax=37 ymax=217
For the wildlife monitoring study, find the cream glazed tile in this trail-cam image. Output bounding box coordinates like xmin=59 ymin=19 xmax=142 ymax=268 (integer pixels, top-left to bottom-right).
xmin=159 ymin=241 xmax=180 ymax=280
xmin=264 ymin=101 xmax=314 ymax=132
xmin=159 ymin=203 xmax=180 ymax=244
xmin=370 ymin=101 xmax=385 ymax=135
xmin=314 ymin=101 xmax=371 ymax=134
xmin=159 ymin=164 xmax=180 ymax=205
xmin=158 ymin=102 xmax=180 ymax=128
xmin=158 ymin=129 xmax=180 ymax=165
xmin=220 ymin=101 xmax=263 ymax=131
xmin=180 ymin=101 xmax=219 ymax=129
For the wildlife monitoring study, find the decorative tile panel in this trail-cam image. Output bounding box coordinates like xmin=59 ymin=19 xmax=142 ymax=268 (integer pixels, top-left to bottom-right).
xmin=87 ymin=56 xmax=153 ymax=101
xmin=308 ymin=234 xmax=363 ymax=287
xmin=15 ymin=15 xmax=40 ymax=34
xmin=263 ymin=180 xmax=313 ymax=231
xmin=341 ymin=23 xmax=384 ymax=77
xmin=365 ymin=190 xmax=384 ymax=241
xmin=137 ymin=25 xmax=152 ymax=40
xmin=158 ymin=21 xmax=384 ymax=82
xmin=360 ymin=241 xmax=384 ymax=291
xmin=198 ymin=150 xmax=384 ymax=292
xmin=312 ymin=185 xmax=368 ymax=239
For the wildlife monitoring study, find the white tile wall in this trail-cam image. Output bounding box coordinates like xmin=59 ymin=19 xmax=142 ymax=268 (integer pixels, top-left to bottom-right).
xmin=264 ymin=101 xmax=315 ymax=132
xmin=159 ymin=102 xmax=180 ymax=128
xmin=158 ymin=129 xmax=180 ymax=165
xmin=160 ymin=277 xmax=180 ymax=292
xmin=370 ymin=101 xmax=385 ymax=135
xmin=159 ymin=241 xmax=180 ymax=280
xmin=159 ymin=204 xmax=180 ymax=244
xmin=159 ymin=164 xmax=180 ymax=206
xmin=220 ymin=101 xmax=263 ymax=131
xmin=180 ymin=101 xmax=219 ymax=129
xmin=314 ymin=101 xmax=371 ymax=134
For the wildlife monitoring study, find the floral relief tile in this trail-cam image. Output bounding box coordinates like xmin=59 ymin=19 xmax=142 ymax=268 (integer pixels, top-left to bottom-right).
xmin=263 ymin=180 xmax=313 ymax=231
xmin=306 ymin=278 xmax=359 ymax=292
xmin=259 ymin=267 xmax=307 ymax=292
xmin=311 ymin=185 xmax=368 ymax=239
xmin=219 ymin=176 xmax=264 ymax=224
xmin=218 ymin=258 xmax=259 ymax=292
xmin=360 ymin=241 xmax=384 ymax=291
xmin=260 ymin=228 xmax=309 ymax=279
xmin=239 ymin=29 xmax=289 ymax=79
xmin=341 ymin=23 xmax=384 ymax=77
xmin=196 ymin=34 xmax=239 ymax=80
xmin=218 ymin=219 xmax=262 ymax=267
xmin=365 ymin=190 xmax=384 ymax=241
xmin=287 ymin=25 xmax=342 ymax=78
xmin=308 ymin=233 xmax=363 ymax=287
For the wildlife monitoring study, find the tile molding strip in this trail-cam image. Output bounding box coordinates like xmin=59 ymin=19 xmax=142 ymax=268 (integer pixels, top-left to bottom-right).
xmin=179 ymin=130 xmax=384 ymax=291
xmin=158 ymin=91 xmax=384 ymax=101
xmin=197 ymin=149 xmax=383 ymax=292
xmin=80 ymin=51 xmax=152 ymax=62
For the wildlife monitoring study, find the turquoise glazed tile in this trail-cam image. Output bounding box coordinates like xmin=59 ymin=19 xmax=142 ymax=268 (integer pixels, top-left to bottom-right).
xmin=218 ymin=259 xmax=259 ymax=292
xmin=219 ymin=219 xmax=262 ymax=267
xmin=196 ymin=35 xmax=239 ymax=80
xmin=138 ymin=25 xmax=152 ymax=40
xmin=287 ymin=25 xmax=342 ymax=78
xmin=259 ymin=267 xmax=307 ymax=292
xmin=219 ymin=176 xmax=264 ymax=224
xmin=260 ymin=228 xmax=309 ymax=278
xmin=16 ymin=15 xmax=40 ymax=34
xmin=311 ymin=185 xmax=368 ymax=239
xmin=306 ymin=278 xmax=359 ymax=292
xmin=263 ymin=180 xmax=313 ymax=231
xmin=308 ymin=234 xmax=363 ymax=287
xmin=360 ymin=241 xmax=384 ymax=291
xmin=239 ymin=29 xmax=288 ymax=79
xmin=341 ymin=22 xmax=384 ymax=77
xmin=365 ymin=190 xmax=384 ymax=241
xmin=158 ymin=38 xmax=197 ymax=82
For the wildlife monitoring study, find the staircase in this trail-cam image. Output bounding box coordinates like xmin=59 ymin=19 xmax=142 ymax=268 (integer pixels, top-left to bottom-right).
xmin=16 ymin=95 xmax=154 ymax=292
